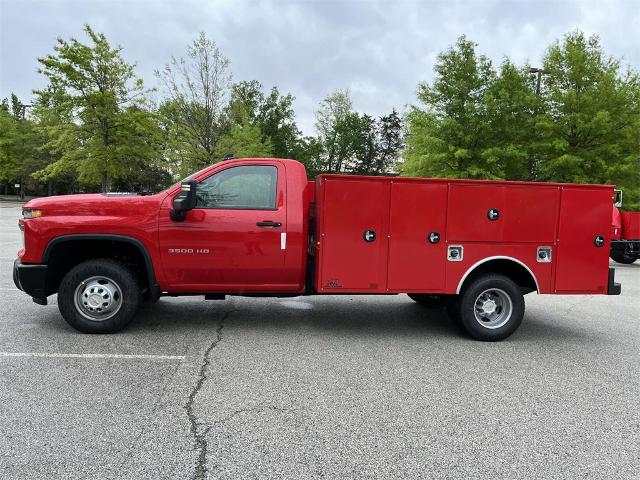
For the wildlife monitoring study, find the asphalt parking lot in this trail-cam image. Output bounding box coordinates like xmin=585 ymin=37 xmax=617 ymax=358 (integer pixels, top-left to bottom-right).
xmin=0 ymin=201 xmax=638 ymax=480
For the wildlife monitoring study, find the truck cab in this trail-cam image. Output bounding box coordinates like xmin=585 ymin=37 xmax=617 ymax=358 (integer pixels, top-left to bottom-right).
xmin=157 ymin=159 xmax=310 ymax=294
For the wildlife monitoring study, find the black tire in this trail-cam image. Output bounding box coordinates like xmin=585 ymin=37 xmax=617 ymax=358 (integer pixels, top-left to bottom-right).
xmin=610 ymin=251 xmax=638 ymax=264
xmin=457 ymin=274 xmax=525 ymax=341
xmin=407 ymin=293 xmax=451 ymax=308
xmin=58 ymin=259 xmax=141 ymax=333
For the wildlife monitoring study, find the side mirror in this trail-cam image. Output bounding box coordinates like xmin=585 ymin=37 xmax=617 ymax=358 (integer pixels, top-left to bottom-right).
xmin=614 ymin=189 xmax=623 ymax=208
xmin=170 ymin=179 xmax=197 ymax=221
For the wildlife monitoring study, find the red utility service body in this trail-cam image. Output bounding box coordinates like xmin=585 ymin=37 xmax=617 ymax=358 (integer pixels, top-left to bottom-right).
xmin=18 ymin=158 xmax=615 ymax=298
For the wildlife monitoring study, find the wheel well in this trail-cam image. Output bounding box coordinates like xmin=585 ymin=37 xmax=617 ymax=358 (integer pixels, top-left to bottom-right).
xmin=44 ymin=238 xmax=151 ymax=297
xmin=457 ymin=258 xmax=538 ymax=295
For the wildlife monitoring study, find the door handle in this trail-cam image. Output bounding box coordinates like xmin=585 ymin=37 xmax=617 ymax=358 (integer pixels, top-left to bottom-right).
xmin=256 ymin=221 xmax=282 ymax=228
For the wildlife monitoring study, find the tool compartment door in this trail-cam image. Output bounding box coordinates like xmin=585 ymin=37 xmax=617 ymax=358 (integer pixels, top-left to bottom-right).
xmin=555 ymin=188 xmax=612 ymax=293
xmin=387 ymin=182 xmax=448 ymax=291
xmin=318 ymin=177 xmax=389 ymax=291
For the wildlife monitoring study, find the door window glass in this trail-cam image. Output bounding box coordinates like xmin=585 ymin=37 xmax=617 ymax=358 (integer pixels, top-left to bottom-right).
xmin=196 ymin=165 xmax=277 ymax=210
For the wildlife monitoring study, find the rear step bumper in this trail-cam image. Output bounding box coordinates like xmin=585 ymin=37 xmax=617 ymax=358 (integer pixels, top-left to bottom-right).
xmin=608 ymin=267 xmax=621 ymax=295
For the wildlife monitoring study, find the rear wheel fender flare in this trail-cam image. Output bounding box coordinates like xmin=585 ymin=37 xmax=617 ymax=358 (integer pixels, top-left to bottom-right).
xmin=455 ymin=256 xmax=540 ymax=294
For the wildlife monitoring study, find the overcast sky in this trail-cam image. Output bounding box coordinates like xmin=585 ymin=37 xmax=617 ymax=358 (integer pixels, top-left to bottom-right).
xmin=1 ymin=0 xmax=638 ymax=134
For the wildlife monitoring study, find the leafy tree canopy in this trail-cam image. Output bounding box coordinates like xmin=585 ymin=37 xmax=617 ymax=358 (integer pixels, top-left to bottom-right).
xmin=402 ymin=31 xmax=640 ymax=209
xmin=33 ymin=25 xmax=162 ymax=192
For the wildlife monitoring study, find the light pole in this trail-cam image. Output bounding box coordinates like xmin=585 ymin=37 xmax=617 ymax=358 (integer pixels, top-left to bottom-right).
xmin=17 ymin=103 xmax=32 ymax=200
xmin=529 ymin=67 xmax=548 ymax=96
xmin=18 ymin=103 xmax=32 ymax=120
xmin=527 ymin=68 xmax=549 ymax=181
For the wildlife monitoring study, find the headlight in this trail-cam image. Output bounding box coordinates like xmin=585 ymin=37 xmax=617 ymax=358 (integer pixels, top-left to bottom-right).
xmin=22 ymin=209 xmax=43 ymax=219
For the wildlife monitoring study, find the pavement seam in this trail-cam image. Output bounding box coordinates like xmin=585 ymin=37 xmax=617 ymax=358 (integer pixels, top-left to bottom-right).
xmin=185 ymin=309 xmax=230 ymax=480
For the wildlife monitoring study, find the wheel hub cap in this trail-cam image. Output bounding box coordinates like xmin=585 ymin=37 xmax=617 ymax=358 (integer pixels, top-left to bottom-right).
xmin=481 ymin=299 xmax=497 ymax=315
xmin=473 ymin=288 xmax=513 ymax=329
xmin=73 ymin=276 xmax=123 ymax=321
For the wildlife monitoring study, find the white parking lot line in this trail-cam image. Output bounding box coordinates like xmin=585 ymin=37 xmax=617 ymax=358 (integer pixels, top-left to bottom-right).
xmin=0 ymin=352 xmax=186 ymax=360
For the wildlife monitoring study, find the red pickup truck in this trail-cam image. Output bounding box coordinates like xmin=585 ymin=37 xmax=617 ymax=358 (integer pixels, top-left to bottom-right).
xmin=611 ymin=206 xmax=640 ymax=264
xmin=14 ymin=158 xmax=621 ymax=341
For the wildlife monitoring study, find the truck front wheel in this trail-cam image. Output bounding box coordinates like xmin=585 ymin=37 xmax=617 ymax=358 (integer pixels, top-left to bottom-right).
xmin=58 ymin=259 xmax=141 ymax=333
xmin=455 ymin=274 xmax=525 ymax=341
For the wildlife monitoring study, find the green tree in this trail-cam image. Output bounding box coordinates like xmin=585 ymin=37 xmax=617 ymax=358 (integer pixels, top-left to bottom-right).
xmin=351 ymin=114 xmax=378 ymax=174
xmin=0 ymin=95 xmax=43 ymax=197
xmin=34 ymin=25 xmax=162 ymax=192
xmin=375 ymin=109 xmax=404 ymax=174
xmin=214 ymin=115 xmax=274 ymax=159
xmin=482 ymin=60 xmax=540 ymax=180
xmin=311 ymin=91 xmax=403 ymax=176
xmin=292 ymin=135 xmax=324 ymax=177
xmin=227 ymin=80 xmax=264 ymax=124
xmin=157 ymin=32 xmax=232 ymax=175
xmin=0 ymin=99 xmax=20 ymax=189
xmin=402 ymin=31 xmax=640 ymax=210
xmin=539 ymin=31 xmax=640 ymax=208
xmin=30 ymin=86 xmax=81 ymax=193
xmin=257 ymin=86 xmax=300 ymax=158
xmin=314 ymin=89 xmax=356 ymax=173
xmin=402 ymin=36 xmax=495 ymax=179
xmin=227 ymin=80 xmax=301 ymax=158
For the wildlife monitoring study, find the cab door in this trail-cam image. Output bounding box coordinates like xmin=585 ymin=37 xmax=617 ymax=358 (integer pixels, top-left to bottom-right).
xmin=158 ymin=162 xmax=289 ymax=292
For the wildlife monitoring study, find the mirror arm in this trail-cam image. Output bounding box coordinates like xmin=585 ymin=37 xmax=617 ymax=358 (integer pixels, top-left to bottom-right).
xmin=170 ymin=209 xmax=186 ymax=222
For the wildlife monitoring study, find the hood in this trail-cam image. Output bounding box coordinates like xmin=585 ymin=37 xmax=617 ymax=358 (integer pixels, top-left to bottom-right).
xmin=23 ymin=192 xmax=167 ymax=217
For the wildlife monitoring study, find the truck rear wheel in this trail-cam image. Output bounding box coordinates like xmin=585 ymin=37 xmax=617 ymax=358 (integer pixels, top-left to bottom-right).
xmin=407 ymin=294 xmax=451 ymax=308
xmin=456 ymin=274 xmax=525 ymax=341
xmin=610 ymin=250 xmax=638 ymax=264
xmin=58 ymin=259 xmax=141 ymax=333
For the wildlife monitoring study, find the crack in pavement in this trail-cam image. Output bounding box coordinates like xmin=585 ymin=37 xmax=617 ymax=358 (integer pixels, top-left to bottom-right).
xmin=185 ymin=309 xmax=231 ymax=480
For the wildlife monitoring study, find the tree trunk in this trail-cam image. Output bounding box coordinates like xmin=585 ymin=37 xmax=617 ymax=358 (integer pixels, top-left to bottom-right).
xmin=101 ymin=172 xmax=110 ymax=193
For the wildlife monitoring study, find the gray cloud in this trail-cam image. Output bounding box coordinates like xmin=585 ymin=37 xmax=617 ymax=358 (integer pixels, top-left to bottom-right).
xmin=1 ymin=0 xmax=638 ymax=134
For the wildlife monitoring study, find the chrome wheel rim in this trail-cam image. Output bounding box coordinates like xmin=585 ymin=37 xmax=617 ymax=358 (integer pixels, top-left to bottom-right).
xmin=73 ymin=276 xmax=123 ymax=321
xmin=473 ymin=288 xmax=512 ymax=329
